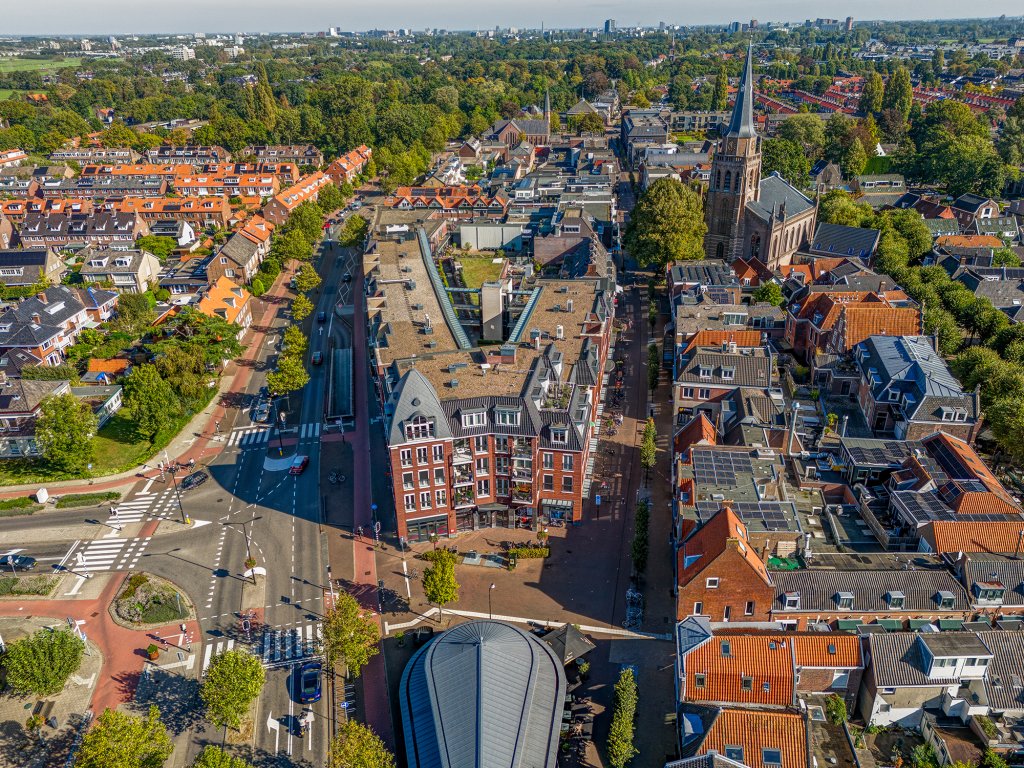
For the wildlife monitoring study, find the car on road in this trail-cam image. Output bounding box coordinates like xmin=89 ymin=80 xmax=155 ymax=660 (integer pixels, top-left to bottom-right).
xmin=252 ymin=402 xmax=270 ymax=423
xmin=342 ymin=272 xmax=352 ymax=283
xmin=0 ymin=553 xmax=36 ymax=571
xmin=289 ymin=455 xmax=310 ymax=475
xmin=317 ymin=311 xmax=326 ymax=323
xmin=180 ymin=471 xmax=209 ymax=491
xmin=311 ymin=350 xmax=323 ymax=365
xmin=297 ymin=661 xmax=322 ymax=703
xmin=351 ymin=201 xmax=362 ymax=210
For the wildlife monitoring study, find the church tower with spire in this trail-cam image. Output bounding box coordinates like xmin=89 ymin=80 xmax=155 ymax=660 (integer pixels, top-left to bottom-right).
xmin=703 ymin=44 xmax=762 ymax=261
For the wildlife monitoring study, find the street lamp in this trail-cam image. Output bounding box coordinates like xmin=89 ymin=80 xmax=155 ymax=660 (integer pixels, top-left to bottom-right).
xmin=273 ymin=397 xmax=286 ymax=456
xmin=488 ymin=583 xmax=496 ymax=620
xmin=167 ymin=465 xmax=187 ymax=524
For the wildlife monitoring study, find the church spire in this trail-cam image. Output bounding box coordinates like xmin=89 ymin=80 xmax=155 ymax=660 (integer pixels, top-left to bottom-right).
xmin=726 ymin=41 xmax=756 ymax=139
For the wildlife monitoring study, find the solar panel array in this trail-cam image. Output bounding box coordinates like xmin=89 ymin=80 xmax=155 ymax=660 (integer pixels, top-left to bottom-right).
xmin=844 ymin=440 xmax=910 ymax=467
xmin=691 ymin=448 xmax=755 ymax=487
xmin=694 ymin=501 xmax=798 ymax=531
xmin=927 ymin=437 xmax=973 ymax=480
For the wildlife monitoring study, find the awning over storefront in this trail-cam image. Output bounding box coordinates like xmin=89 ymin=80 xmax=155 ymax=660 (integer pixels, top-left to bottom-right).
xmin=836 ymin=619 xmax=863 ymax=631
xmin=478 ymin=503 xmax=508 ymax=512
xmin=540 ymin=498 xmax=574 ymax=509
xmin=876 ymin=619 xmax=904 ymax=631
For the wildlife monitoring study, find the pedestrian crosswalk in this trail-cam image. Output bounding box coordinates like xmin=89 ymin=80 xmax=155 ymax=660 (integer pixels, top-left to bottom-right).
xmin=226 ymin=427 xmax=270 ymax=448
xmin=299 ymin=422 xmax=321 ymax=439
xmin=260 ymin=624 xmax=322 ymax=667
xmin=201 ymin=638 xmax=235 ymax=675
xmin=75 ymin=536 xmax=151 ymax=572
xmin=112 ymin=489 xmax=177 ymax=523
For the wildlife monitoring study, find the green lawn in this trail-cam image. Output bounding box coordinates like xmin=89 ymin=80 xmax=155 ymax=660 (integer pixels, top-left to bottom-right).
xmin=0 ymin=89 xmax=24 ymax=100
xmin=0 ymin=57 xmax=83 ymax=73
xmin=457 ymin=255 xmax=505 ymax=291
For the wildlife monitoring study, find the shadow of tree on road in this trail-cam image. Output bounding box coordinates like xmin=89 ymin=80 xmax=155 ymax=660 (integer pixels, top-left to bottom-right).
xmin=120 ymin=666 xmax=203 ymax=736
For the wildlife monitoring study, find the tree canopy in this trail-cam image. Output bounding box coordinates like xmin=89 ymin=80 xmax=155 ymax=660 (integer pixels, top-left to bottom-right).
xmin=200 ymin=649 xmax=266 ymax=730
xmin=624 ymin=178 xmax=706 ymax=269
xmin=422 ymin=549 xmax=460 ymax=618
xmin=328 ymin=721 xmax=396 ymax=768
xmin=35 ymin=393 xmax=97 ymax=473
xmin=1 ymin=628 xmax=84 ymax=696
xmin=322 ymin=592 xmax=380 ymax=678
xmin=75 ymin=705 xmax=173 ymax=768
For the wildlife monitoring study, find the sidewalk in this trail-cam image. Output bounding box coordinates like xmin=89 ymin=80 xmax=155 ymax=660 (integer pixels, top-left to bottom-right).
xmin=0 ymin=262 xmax=298 ymax=499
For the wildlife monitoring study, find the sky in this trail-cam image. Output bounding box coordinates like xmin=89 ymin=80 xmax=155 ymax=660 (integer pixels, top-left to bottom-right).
xmin=5 ymin=1 xmax=1024 ymax=36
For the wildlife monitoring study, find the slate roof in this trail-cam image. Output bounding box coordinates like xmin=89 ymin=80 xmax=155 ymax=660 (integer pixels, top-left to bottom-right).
xmin=952 ymin=193 xmax=996 ymax=214
xmin=677 ymin=348 xmax=772 ymax=388
xmin=399 ymin=620 xmax=565 ymax=768
xmin=666 ymin=754 xmax=752 ymax=768
xmin=387 ymin=368 xmax=455 ymax=447
xmin=11 ymin=285 xmax=85 ymax=327
xmin=962 ymin=557 xmax=1024 ymax=607
xmin=747 ymin=174 xmax=815 ymax=223
xmin=726 ymin=44 xmax=756 ymax=139
xmin=0 ymin=378 xmax=67 ymax=416
xmin=810 ymin=223 xmax=881 ymax=259
xmin=970 ymin=279 xmax=1024 ymax=310
xmin=771 ymin=569 xmax=970 ymax=613
xmin=979 ymin=631 xmax=1024 ymax=710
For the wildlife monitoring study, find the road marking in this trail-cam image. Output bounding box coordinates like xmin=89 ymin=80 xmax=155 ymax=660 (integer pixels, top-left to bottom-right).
xmin=142 ymin=479 xmax=155 ymax=494
xmin=56 ymin=540 xmax=81 ymax=571
xmin=202 ymin=643 xmax=213 ymax=673
xmin=64 ymin=575 xmax=87 ymax=596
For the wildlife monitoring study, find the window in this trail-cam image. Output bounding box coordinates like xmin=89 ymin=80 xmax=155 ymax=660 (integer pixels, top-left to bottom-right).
xmin=496 ymin=408 xmax=521 ymax=426
xmin=432 ymin=445 xmax=444 ymax=462
xmin=543 ymin=475 xmax=554 ymax=491
xmin=694 ymin=602 xmax=704 ymax=615
xmin=474 ymin=436 xmax=488 ymax=453
xmin=476 ymin=479 xmax=490 ymax=497
xmin=938 ymin=591 xmax=955 ymax=609
xmin=562 ymin=454 xmax=574 ymax=471
xmin=682 ymin=387 xmax=695 ymax=398
xmin=721 ymin=367 xmax=735 ymax=381
xmin=698 ymin=388 xmax=711 ymax=399
xmin=402 ymin=472 xmax=414 ymax=490
xmin=724 ymin=606 xmax=731 ymax=621
xmin=745 ymin=601 xmax=755 ymax=616
xmin=418 ymin=470 xmax=430 ymax=487
xmin=552 ymin=427 xmax=568 ymax=444
xmin=404 ymin=494 xmax=416 ymax=511
xmin=496 ymin=478 xmax=509 ymax=497
xmin=433 ymin=468 xmax=445 ymax=485
xmin=706 ymin=577 xmax=720 ymax=589
xmin=763 ymin=749 xmax=783 ymax=767
xmin=543 ymin=452 xmax=554 ymax=469
xmin=475 ymin=457 xmax=489 ymax=474
xmin=721 ymin=641 xmax=731 ymax=657
xmin=835 ymin=592 xmax=854 ymax=609
xmin=495 ymin=457 xmax=510 ymax=475
xmin=886 ymin=591 xmax=905 ymax=609
xmin=725 ymin=747 xmax=744 ymax=762
xmin=562 ymin=476 xmax=573 ymax=492
xmin=694 ymin=673 xmax=706 ymax=688
xmin=419 ymin=492 xmax=431 ymax=509
xmin=784 ymin=592 xmax=800 ymax=610
xmin=435 ymin=489 xmax=447 ymax=507
xmin=741 ymin=676 xmax=753 ymax=692
xmin=399 ymin=448 xmax=413 ymax=467
xmin=462 ymin=410 xmax=485 ymax=428
xmin=494 ymin=436 xmax=509 ymax=453
xmin=416 ymin=447 xmax=429 ymax=464
xmin=405 ymin=415 xmax=434 ymax=440
xmin=699 ymin=366 xmax=712 ymax=379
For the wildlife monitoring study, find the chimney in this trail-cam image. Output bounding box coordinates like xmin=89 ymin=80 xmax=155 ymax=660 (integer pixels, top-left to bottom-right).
xmin=36 ymin=292 xmax=47 ymax=304
xmin=31 ymin=313 xmax=41 ymax=324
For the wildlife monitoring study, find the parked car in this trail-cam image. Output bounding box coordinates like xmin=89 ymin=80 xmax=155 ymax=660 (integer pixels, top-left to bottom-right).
xmin=180 ymin=471 xmax=209 ymax=491
xmin=0 ymin=553 xmax=36 ymax=572
xmin=297 ymin=661 xmax=322 ymax=703
xmin=289 ymin=455 xmax=309 ymax=475
xmin=311 ymin=351 xmax=323 ymax=365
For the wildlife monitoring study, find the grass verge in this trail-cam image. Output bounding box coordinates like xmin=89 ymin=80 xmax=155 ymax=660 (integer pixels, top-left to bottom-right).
xmin=54 ymin=491 xmax=121 ymax=509
xmin=0 ymin=575 xmax=58 ymax=597
xmin=0 ymin=497 xmax=42 ymax=516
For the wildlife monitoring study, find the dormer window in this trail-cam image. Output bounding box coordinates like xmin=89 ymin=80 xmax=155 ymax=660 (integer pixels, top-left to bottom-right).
xmin=461 ymin=410 xmax=485 ymax=428
xmin=721 ymin=367 xmax=735 ymax=381
xmin=886 ymin=591 xmax=905 ymax=609
xmin=783 ymin=592 xmax=800 ymax=610
xmin=551 ymin=427 xmax=568 ymax=445
xmin=495 ymin=408 xmax=521 ymax=426
xmin=835 ymin=592 xmax=854 ymax=610
xmin=936 ymin=591 xmax=955 ymax=610
xmin=405 ymin=415 xmax=434 ymax=440
xmin=698 ymin=366 xmax=712 ymax=380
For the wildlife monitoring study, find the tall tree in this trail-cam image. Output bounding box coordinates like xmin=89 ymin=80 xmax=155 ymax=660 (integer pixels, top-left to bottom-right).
xmin=266 ymin=353 xmax=310 ymax=395
xmin=882 ymin=67 xmax=913 ymax=122
xmin=321 ymin=592 xmax=380 ymax=678
xmin=123 ymin=364 xmax=178 ymax=441
xmin=328 ymin=721 xmax=396 ymax=768
xmin=200 ymin=649 xmax=266 ymax=730
xmin=778 ymin=113 xmax=825 ymax=157
xmin=422 ymin=549 xmax=460 ymax=620
xmin=840 ymin=137 xmax=869 ymax=177
xmin=859 ymin=71 xmax=884 ymax=115
xmin=752 ymin=282 xmax=784 ymax=307
xmin=294 ymin=263 xmax=322 ymax=294
xmin=291 ymin=294 xmax=314 ymax=321
xmin=35 ymin=393 xmax=97 ymax=473
xmin=1 ymin=629 xmax=83 ymax=696
xmin=75 ymin=705 xmax=173 ymax=768
xmin=761 ymin=138 xmax=810 ymax=187
xmin=711 ymin=68 xmax=728 ymax=111
xmin=624 ymin=178 xmax=706 ymax=270
xmin=114 ymin=291 xmax=156 ymax=336
xmin=191 ymin=746 xmax=254 ymax=768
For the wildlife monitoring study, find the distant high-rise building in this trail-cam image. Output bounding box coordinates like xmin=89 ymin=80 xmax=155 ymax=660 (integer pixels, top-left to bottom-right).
xmin=750 ymin=19 xmax=759 ymax=28
xmin=604 ymin=19 xmax=615 ymax=34
xmin=659 ymin=21 xmax=666 ymax=31
xmin=845 ymin=16 xmax=854 ymax=31
xmin=729 ymin=21 xmax=741 ymax=33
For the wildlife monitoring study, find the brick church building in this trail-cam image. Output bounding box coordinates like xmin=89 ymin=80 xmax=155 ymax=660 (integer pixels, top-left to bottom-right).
xmin=703 ymin=45 xmax=817 ymax=271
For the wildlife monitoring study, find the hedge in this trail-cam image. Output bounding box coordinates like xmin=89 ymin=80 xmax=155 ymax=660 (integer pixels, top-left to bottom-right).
xmin=0 ymin=496 xmax=42 ymax=516
xmin=508 ymin=547 xmax=550 ymax=559
xmin=54 ymin=491 xmax=121 ymax=509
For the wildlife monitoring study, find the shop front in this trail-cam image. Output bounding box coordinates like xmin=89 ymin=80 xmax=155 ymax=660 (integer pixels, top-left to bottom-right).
xmin=540 ymin=498 xmax=574 ymax=526
xmin=405 ymin=514 xmax=450 ymax=543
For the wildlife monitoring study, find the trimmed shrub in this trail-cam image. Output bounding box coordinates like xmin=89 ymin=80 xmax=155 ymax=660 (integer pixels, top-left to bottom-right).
xmin=55 ymin=491 xmax=121 ymax=508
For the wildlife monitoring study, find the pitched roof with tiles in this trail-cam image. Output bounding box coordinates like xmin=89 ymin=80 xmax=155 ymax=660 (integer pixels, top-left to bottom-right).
xmin=675 ymin=412 xmax=718 ymax=456
xmin=269 ymin=172 xmax=331 ymax=212
xmin=772 ymin=568 xmax=970 ymax=612
xmin=678 ymin=507 xmax=773 ymax=589
xmin=699 ymin=708 xmax=809 ymax=768
xmin=86 ymin=358 xmax=131 ymax=375
xmin=936 ymin=234 xmax=1004 ymax=249
xmin=839 ymin=304 xmax=921 ymax=350
xmin=683 ymin=330 xmax=765 ymax=354
xmin=791 ymin=633 xmax=862 ymax=669
xmin=924 ymin=520 xmax=1024 ymax=555
xmin=196 ymin=276 xmax=250 ymax=325
xmin=683 ymin=633 xmax=795 ymax=707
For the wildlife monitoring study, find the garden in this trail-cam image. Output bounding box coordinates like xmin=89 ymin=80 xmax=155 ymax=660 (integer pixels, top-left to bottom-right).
xmin=112 ymin=573 xmax=191 ymax=626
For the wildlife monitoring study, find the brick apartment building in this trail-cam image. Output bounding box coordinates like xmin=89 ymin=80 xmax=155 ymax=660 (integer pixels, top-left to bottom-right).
xmin=367 ymin=225 xmax=611 ymax=542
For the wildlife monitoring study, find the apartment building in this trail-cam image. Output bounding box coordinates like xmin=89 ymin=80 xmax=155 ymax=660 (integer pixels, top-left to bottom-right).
xmin=262 ymin=172 xmax=332 ymax=226
xmin=18 ymin=211 xmax=148 ymax=249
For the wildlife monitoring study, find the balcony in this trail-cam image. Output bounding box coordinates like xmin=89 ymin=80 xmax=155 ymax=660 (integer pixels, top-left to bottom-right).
xmin=452 ymin=442 xmax=472 ymax=464
xmin=512 ymin=439 xmax=532 ymax=458
xmin=512 ymin=469 xmax=534 ymax=483
xmin=512 ymin=484 xmax=534 ymax=503
xmin=453 ymin=489 xmax=475 ymax=508
xmin=453 ymin=469 xmax=474 ymax=486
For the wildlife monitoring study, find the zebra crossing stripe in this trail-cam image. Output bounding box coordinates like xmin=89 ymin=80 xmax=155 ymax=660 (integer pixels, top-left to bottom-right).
xmin=201 ymin=639 xmax=235 ymax=674
xmin=299 ymin=423 xmax=322 ymax=439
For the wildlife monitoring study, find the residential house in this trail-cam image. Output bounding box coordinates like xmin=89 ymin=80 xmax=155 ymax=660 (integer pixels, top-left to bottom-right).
xmin=0 ymin=198 xmax=93 ymax=226
xmin=18 ymin=211 xmax=148 ymax=249
xmin=70 ymin=384 xmax=123 ymax=427
xmin=83 ymin=358 xmax=131 ymax=385
xmin=969 ymin=216 xmax=1021 ymax=243
xmin=385 ymin=186 xmax=510 ymax=219
xmin=0 ymin=287 xmax=92 ymax=365
xmin=808 ymin=222 xmax=881 ymax=260
xmin=196 ymin=277 xmax=252 ymax=336
xmin=148 ymin=220 xmax=196 ymax=248
xmin=0 ymin=248 xmax=65 ymax=286
xmin=951 ymin=194 xmax=1000 ymax=231
xmin=172 ymin=171 xmax=280 ymax=199
xmin=0 ymin=149 xmax=28 ymax=168
xmin=675 ymin=706 xmax=809 ymax=768
xmin=673 ymin=334 xmax=773 ymax=416
xmin=675 ymin=506 xmax=776 ymax=622
xmin=855 ymin=335 xmax=982 ymax=442
xmin=38 ymin=176 xmax=168 ymax=199
xmin=956 ymin=556 xmax=1024 ymax=617
xmin=79 ymin=248 xmax=161 ymax=293
xmin=667 ymin=261 xmax=743 ymax=304
xmin=262 ymin=172 xmax=332 ymax=226
xmin=243 ymin=144 xmax=324 ymax=167
xmin=809 ymin=160 xmax=843 ymax=192
xmin=324 ymin=145 xmax=373 ymax=185
xmin=770 ymin=568 xmax=971 ymax=630
xmin=158 ymin=256 xmax=210 ymax=296
xmin=110 ymin=197 xmax=231 ymax=230
xmin=207 ymin=217 xmax=274 ymax=284
xmin=79 ymin=162 xmax=192 ymax=180
xmin=49 ymin=147 xmax=139 ymax=164
xmin=0 ymin=377 xmax=72 ymax=458
xmin=144 ymin=144 xmax=230 ymax=164
xmin=785 ymin=291 xmax=920 ymax=362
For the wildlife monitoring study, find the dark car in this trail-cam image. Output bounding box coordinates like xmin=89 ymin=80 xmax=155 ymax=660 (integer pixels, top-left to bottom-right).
xmin=317 ymin=311 xmax=326 ymax=323
xmin=298 ymin=661 xmax=322 ymax=703
xmin=0 ymin=554 xmax=36 ymax=572
xmin=341 ymin=272 xmax=352 ymax=283
xmin=311 ymin=350 xmax=323 ymax=365
xmin=180 ymin=471 xmax=209 ymax=491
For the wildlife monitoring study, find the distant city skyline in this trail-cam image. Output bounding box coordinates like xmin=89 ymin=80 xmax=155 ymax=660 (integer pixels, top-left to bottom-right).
xmin=4 ymin=3 xmax=1024 ymax=37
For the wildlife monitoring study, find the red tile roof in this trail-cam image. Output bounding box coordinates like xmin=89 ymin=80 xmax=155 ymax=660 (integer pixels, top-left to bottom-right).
xmin=701 ymin=708 xmax=808 ymax=768
xmin=677 ymin=507 xmax=772 ymax=589
xmin=685 ymin=634 xmax=794 ymax=707
xmin=674 ymin=412 xmax=717 ymax=457
xmin=925 ymin=520 xmax=1024 ymax=555
xmin=839 ymin=304 xmax=921 ymax=350
xmin=936 ymin=234 xmax=1003 ymax=248
xmin=792 ymin=634 xmax=862 ymax=668
xmin=683 ymin=330 xmax=764 ymax=355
